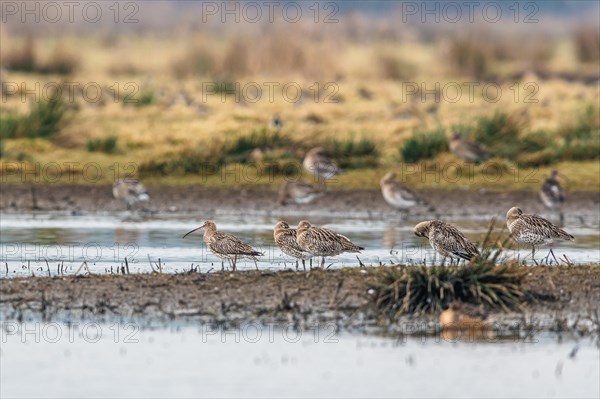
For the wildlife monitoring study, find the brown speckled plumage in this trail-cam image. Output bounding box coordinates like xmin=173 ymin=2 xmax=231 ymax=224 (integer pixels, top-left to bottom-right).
xmin=296 ymin=220 xmax=363 ymax=267
xmin=274 ymin=221 xmax=313 ymax=270
xmin=183 ymin=220 xmax=262 ymax=271
xmin=414 ymin=220 xmax=479 ymax=262
xmin=539 ymin=170 xmax=564 ymax=210
xmin=506 ymin=207 xmax=573 ymax=248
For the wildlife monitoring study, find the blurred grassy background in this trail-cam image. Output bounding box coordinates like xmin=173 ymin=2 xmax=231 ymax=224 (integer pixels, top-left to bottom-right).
xmin=1 ymin=1 xmax=598 ymax=190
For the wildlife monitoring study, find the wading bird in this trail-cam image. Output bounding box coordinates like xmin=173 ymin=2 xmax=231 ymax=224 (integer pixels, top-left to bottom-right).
xmin=302 ymin=147 xmax=342 ymax=182
xmin=183 ymin=221 xmax=263 ymax=271
xmin=506 ymin=207 xmax=574 ymax=262
xmin=273 ymin=221 xmax=313 ymax=270
xmin=296 ymin=220 xmax=363 ymax=268
xmin=380 ymin=171 xmax=435 ymax=213
xmin=540 ymin=170 xmax=565 ymax=210
xmin=112 ymin=178 xmax=150 ymax=209
xmin=278 ymin=180 xmax=323 ymax=205
xmin=413 ymin=220 xmax=479 ymax=264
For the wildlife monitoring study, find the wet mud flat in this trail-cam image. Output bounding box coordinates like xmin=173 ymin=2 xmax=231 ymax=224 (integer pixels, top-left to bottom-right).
xmin=2 ymin=265 xmax=599 ymax=337
xmin=1 ymin=184 xmax=599 ymax=218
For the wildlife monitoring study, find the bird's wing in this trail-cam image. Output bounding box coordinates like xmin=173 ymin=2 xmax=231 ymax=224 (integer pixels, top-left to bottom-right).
xmin=314 ymin=156 xmax=341 ymax=175
xmin=435 ymin=223 xmax=479 ymax=260
xmin=520 ymin=214 xmax=573 ymax=240
xmin=212 ymin=232 xmax=262 ymax=256
xmin=320 ymin=228 xmax=363 ymax=252
xmin=394 ymin=183 xmax=430 ymax=205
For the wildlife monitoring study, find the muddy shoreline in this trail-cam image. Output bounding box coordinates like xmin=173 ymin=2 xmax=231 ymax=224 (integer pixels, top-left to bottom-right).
xmin=1 ymin=184 xmax=599 ymax=218
xmin=2 ymin=266 xmax=599 ymax=337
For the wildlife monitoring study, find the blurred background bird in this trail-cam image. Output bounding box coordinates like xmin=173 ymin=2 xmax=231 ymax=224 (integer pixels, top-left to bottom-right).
xmin=112 ymin=178 xmax=150 ymax=209
xmin=540 ymin=170 xmax=565 ymax=222
xmin=380 ymin=171 xmax=435 ymax=214
xmin=449 ymin=133 xmax=491 ymax=163
xmin=278 ymin=180 xmax=323 ymax=206
xmin=302 ymin=147 xmax=342 ymax=184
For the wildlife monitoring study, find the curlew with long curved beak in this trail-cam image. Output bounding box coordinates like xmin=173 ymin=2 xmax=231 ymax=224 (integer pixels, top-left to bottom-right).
xmin=183 ymin=220 xmax=263 ymax=271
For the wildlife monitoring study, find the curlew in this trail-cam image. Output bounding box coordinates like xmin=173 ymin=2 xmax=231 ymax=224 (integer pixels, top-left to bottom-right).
xmin=414 ymin=220 xmax=479 ymax=264
xmin=449 ymin=133 xmax=491 ymax=163
xmin=273 ymin=221 xmax=313 ymax=270
xmin=278 ymin=179 xmax=323 ymax=206
xmin=112 ymin=178 xmax=150 ymax=209
xmin=380 ymin=171 xmax=435 ymax=213
xmin=183 ymin=221 xmax=263 ymax=271
xmin=506 ymin=207 xmax=573 ymax=261
xmin=540 ymin=170 xmax=565 ymax=211
xmin=302 ymin=147 xmax=342 ymax=182
xmin=296 ymin=220 xmax=363 ymax=268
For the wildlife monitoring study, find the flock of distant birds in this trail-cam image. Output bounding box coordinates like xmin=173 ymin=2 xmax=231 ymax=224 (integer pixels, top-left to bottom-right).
xmin=113 ymin=140 xmax=572 ymax=269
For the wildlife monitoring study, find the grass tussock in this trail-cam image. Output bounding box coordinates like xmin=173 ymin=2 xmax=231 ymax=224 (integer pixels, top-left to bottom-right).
xmin=559 ymin=105 xmax=600 ymax=161
xmin=400 ymin=127 xmax=448 ymax=163
xmin=444 ymin=32 xmax=553 ymax=79
xmin=369 ymin=227 xmax=528 ymax=317
xmin=123 ymin=89 xmax=155 ymax=107
xmin=86 ymin=136 xmax=119 ymax=154
xmin=323 ymin=137 xmax=379 ymax=169
xmin=3 ymin=37 xmax=78 ymax=75
xmin=574 ymin=25 xmax=600 ymax=63
xmin=0 ymin=90 xmax=66 ymax=139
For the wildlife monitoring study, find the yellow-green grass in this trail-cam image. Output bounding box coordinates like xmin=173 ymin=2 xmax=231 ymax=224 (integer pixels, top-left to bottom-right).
xmin=1 ymin=33 xmax=598 ymax=191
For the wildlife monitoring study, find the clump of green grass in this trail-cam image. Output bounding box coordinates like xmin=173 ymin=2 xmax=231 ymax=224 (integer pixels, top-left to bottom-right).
xmin=123 ymin=89 xmax=155 ymax=107
xmin=323 ymin=136 xmax=379 ymax=169
xmin=86 ymin=136 xmax=119 ymax=154
xmin=560 ymin=106 xmax=600 ymax=161
xmin=222 ymin=128 xmax=293 ymax=163
xmin=139 ymin=146 xmax=218 ymax=176
xmin=472 ymin=112 xmax=522 ymax=157
xmin=400 ymin=127 xmax=448 ymax=163
xmin=0 ymin=92 xmax=66 ymax=139
xmin=369 ymin=227 xmax=527 ymax=317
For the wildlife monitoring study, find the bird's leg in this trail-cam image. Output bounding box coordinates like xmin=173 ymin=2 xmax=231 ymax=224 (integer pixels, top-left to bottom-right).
xmin=549 ymin=249 xmax=558 ymax=265
xmin=320 ymin=256 xmax=325 ymax=268
xmin=295 ymin=260 xmax=298 ymax=271
xmin=221 ymin=260 xmax=225 ymax=272
xmin=226 ymin=259 xmax=232 ymax=271
xmin=309 ymin=258 xmax=313 ymax=270
xmin=302 ymin=259 xmax=306 ymax=271
xmin=531 ymin=245 xmax=536 ymax=264
xmin=253 ymin=257 xmax=258 ymax=271
xmin=233 ymin=255 xmax=238 ymax=272
xmin=559 ymin=212 xmax=564 ymax=225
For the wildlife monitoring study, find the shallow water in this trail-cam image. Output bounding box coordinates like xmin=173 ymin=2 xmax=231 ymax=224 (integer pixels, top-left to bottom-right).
xmin=1 ymin=211 xmax=598 ymax=277
xmin=0 ymin=322 xmax=598 ymax=398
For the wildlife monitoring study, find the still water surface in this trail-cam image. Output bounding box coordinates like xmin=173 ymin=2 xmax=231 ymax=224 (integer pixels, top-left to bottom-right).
xmin=1 ymin=211 xmax=598 ymax=276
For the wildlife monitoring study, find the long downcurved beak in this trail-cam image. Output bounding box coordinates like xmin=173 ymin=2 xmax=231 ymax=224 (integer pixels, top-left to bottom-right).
xmin=182 ymin=224 xmax=205 ymax=238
